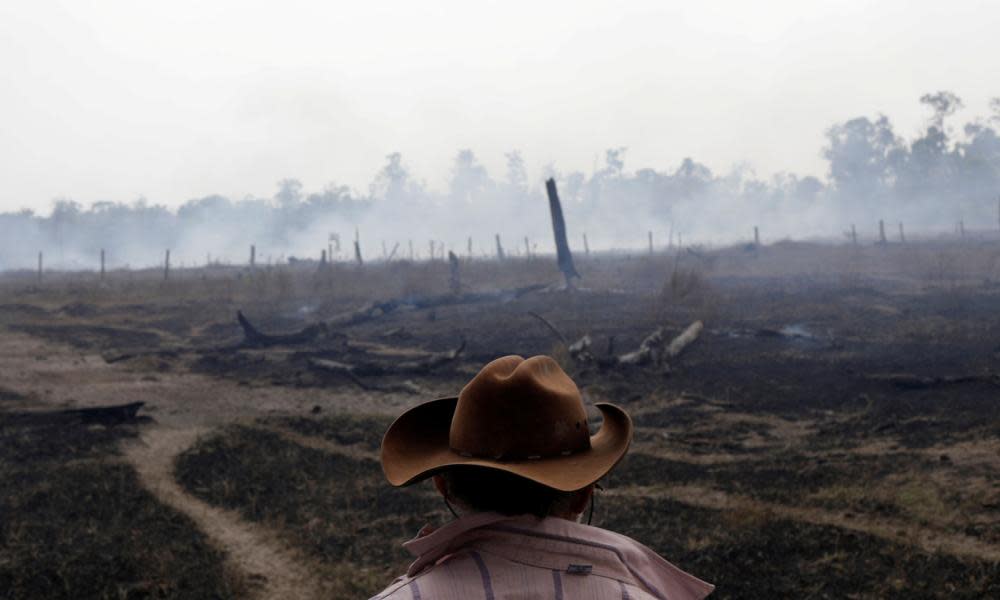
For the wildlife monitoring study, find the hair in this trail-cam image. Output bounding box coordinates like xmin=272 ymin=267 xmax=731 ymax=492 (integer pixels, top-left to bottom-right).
xmin=439 ymin=466 xmax=587 ymax=518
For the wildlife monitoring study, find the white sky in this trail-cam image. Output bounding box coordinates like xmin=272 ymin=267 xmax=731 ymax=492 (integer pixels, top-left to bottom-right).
xmin=1 ymin=0 xmax=999 ymax=213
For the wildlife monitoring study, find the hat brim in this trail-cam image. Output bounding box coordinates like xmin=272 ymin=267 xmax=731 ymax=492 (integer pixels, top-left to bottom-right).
xmin=380 ymin=397 xmax=633 ymax=492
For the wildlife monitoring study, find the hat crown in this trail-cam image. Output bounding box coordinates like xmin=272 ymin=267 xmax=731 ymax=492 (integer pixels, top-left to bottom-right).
xmin=449 ymin=355 xmax=591 ymax=460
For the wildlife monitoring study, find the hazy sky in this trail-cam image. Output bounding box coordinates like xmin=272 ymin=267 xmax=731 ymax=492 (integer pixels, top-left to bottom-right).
xmin=2 ymin=0 xmax=998 ymax=213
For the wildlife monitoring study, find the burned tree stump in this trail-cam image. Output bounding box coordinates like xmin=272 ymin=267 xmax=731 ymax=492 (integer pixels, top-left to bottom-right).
xmin=545 ymin=178 xmax=580 ymax=287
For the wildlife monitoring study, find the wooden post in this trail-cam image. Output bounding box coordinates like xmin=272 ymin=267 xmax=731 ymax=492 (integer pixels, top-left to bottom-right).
xmin=37 ymin=251 xmax=42 ymax=283
xmin=583 ymin=233 xmax=590 ymax=256
xmin=100 ymin=249 xmax=105 ymax=280
xmin=851 ymin=224 xmax=857 ymax=246
xmin=428 ymin=240 xmax=435 ymax=262
xmin=164 ymin=250 xmax=170 ymax=280
xmin=408 ymin=240 xmax=414 ymax=261
xmin=250 ymin=245 xmax=256 ymax=268
xmin=353 ymin=240 xmax=363 ymax=266
xmin=320 ymin=249 xmax=327 ymax=265
xmin=448 ymin=251 xmax=460 ymax=294
xmin=495 ymin=234 xmax=505 ymax=260
xmin=898 ymin=222 xmax=905 ymax=243
xmin=878 ymin=220 xmax=887 ymax=245
xmin=524 ymin=236 xmax=531 ymax=259
xmin=545 ymin=178 xmax=580 ymax=287
xmin=467 ymin=236 xmax=473 ymax=258
xmin=754 ymin=226 xmax=760 ymax=247
xmin=648 ymin=231 xmax=653 ymax=255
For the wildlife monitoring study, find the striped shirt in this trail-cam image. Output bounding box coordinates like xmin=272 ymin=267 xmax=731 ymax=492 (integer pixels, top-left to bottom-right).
xmin=371 ymin=513 xmax=714 ymax=600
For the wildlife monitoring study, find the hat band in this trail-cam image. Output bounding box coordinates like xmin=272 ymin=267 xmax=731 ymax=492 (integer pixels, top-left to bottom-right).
xmin=450 ymin=444 xmax=585 ymax=462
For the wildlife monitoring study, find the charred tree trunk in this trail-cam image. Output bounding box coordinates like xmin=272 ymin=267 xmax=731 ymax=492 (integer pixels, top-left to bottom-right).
xmin=545 ymin=178 xmax=579 ymax=286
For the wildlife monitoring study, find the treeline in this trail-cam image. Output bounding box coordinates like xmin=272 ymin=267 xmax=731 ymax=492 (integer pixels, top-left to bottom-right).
xmin=2 ymin=91 xmax=999 ymax=270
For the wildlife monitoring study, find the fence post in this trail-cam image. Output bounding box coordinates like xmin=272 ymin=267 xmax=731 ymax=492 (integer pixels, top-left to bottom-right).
xmin=878 ymin=220 xmax=887 ymax=245
xmin=898 ymin=222 xmax=905 ymax=243
xmin=851 ymin=224 xmax=857 ymax=246
xmin=583 ymin=233 xmax=590 ymax=256
xmin=100 ymin=249 xmax=105 ymax=280
xmin=164 ymin=250 xmax=171 ymax=280
xmin=37 ymin=252 xmax=43 ymax=283
xmin=648 ymin=231 xmax=653 ymax=255
xmin=250 ymin=245 xmax=256 ymax=268
xmin=495 ymin=234 xmax=505 ymax=260
xmin=754 ymin=226 xmax=760 ymax=247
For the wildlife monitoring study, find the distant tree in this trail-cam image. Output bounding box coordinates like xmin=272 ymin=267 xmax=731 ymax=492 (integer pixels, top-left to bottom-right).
xmin=370 ymin=152 xmax=423 ymax=205
xmin=920 ymin=91 xmax=963 ymax=129
xmin=504 ymin=150 xmax=528 ymax=195
xmin=275 ymin=179 xmax=303 ymax=208
xmin=449 ymin=149 xmax=490 ymax=202
xmin=823 ymin=115 xmax=902 ymax=201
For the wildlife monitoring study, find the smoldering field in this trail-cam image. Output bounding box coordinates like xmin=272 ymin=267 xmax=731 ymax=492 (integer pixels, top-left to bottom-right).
xmin=1 ymin=237 xmax=999 ymax=599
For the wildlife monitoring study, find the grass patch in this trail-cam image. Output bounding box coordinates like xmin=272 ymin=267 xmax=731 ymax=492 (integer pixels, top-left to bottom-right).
xmin=265 ymin=413 xmax=393 ymax=450
xmin=599 ymin=494 xmax=1000 ymax=599
xmin=175 ymin=425 xmax=446 ymax=597
xmin=0 ymin=411 xmax=242 ymax=599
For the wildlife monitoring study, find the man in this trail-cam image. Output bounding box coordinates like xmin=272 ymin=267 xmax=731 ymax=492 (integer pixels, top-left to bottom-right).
xmin=373 ymin=355 xmax=714 ymax=599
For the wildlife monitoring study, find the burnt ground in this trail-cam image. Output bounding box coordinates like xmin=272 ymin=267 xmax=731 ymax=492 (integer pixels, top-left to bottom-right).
xmin=1 ymin=239 xmax=999 ymax=598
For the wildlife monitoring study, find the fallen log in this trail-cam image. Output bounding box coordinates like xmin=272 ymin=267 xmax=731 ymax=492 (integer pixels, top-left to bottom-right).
xmin=568 ymin=335 xmax=594 ymax=363
xmin=618 ymin=327 xmax=666 ymax=366
xmin=237 ymin=311 xmax=325 ymax=348
xmin=66 ymin=401 xmax=146 ymax=425
xmin=9 ymin=401 xmax=146 ymax=426
xmin=666 ymin=320 xmax=703 ymax=358
xmin=865 ymin=373 xmax=1000 ymax=390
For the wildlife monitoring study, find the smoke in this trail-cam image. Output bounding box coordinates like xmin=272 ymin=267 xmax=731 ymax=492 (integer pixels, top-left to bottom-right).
xmin=2 ymin=91 xmax=999 ymax=272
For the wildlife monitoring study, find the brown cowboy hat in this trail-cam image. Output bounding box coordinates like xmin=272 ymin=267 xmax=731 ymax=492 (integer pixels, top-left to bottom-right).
xmin=380 ymin=354 xmax=633 ymax=492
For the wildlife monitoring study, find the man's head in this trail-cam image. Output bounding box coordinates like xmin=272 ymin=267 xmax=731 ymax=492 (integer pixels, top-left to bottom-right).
xmin=380 ymin=355 xmax=631 ymax=517
xmin=432 ymin=466 xmax=593 ymax=521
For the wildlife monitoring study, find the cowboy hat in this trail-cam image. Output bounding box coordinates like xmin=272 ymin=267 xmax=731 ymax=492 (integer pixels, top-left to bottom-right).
xmin=380 ymin=355 xmax=633 ymax=492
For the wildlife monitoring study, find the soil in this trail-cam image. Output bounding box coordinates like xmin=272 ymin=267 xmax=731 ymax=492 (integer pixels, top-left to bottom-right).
xmin=2 ymin=242 xmax=999 ymax=598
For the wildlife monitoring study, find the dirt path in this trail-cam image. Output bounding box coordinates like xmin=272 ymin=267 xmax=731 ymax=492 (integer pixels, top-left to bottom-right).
xmin=0 ymin=331 xmax=388 ymax=600
xmin=616 ymin=484 xmax=1000 ymax=563
xmin=123 ymin=425 xmax=328 ymax=600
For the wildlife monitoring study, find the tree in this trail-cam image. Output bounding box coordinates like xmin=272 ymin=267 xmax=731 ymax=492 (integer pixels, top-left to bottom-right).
xmin=449 ymin=149 xmax=490 ymax=202
xmin=370 ymin=152 xmax=421 ymax=204
xmin=504 ymin=150 xmax=528 ymax=194
xmin=823 ymin=115 xmax=902 ymax=201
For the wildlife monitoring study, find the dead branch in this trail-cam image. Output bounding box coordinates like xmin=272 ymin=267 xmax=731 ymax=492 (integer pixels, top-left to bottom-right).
xmin=307 ymin=359 xmax=421 ymax=394
xmin=528 ymin=311 xmax=568 ymax=346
